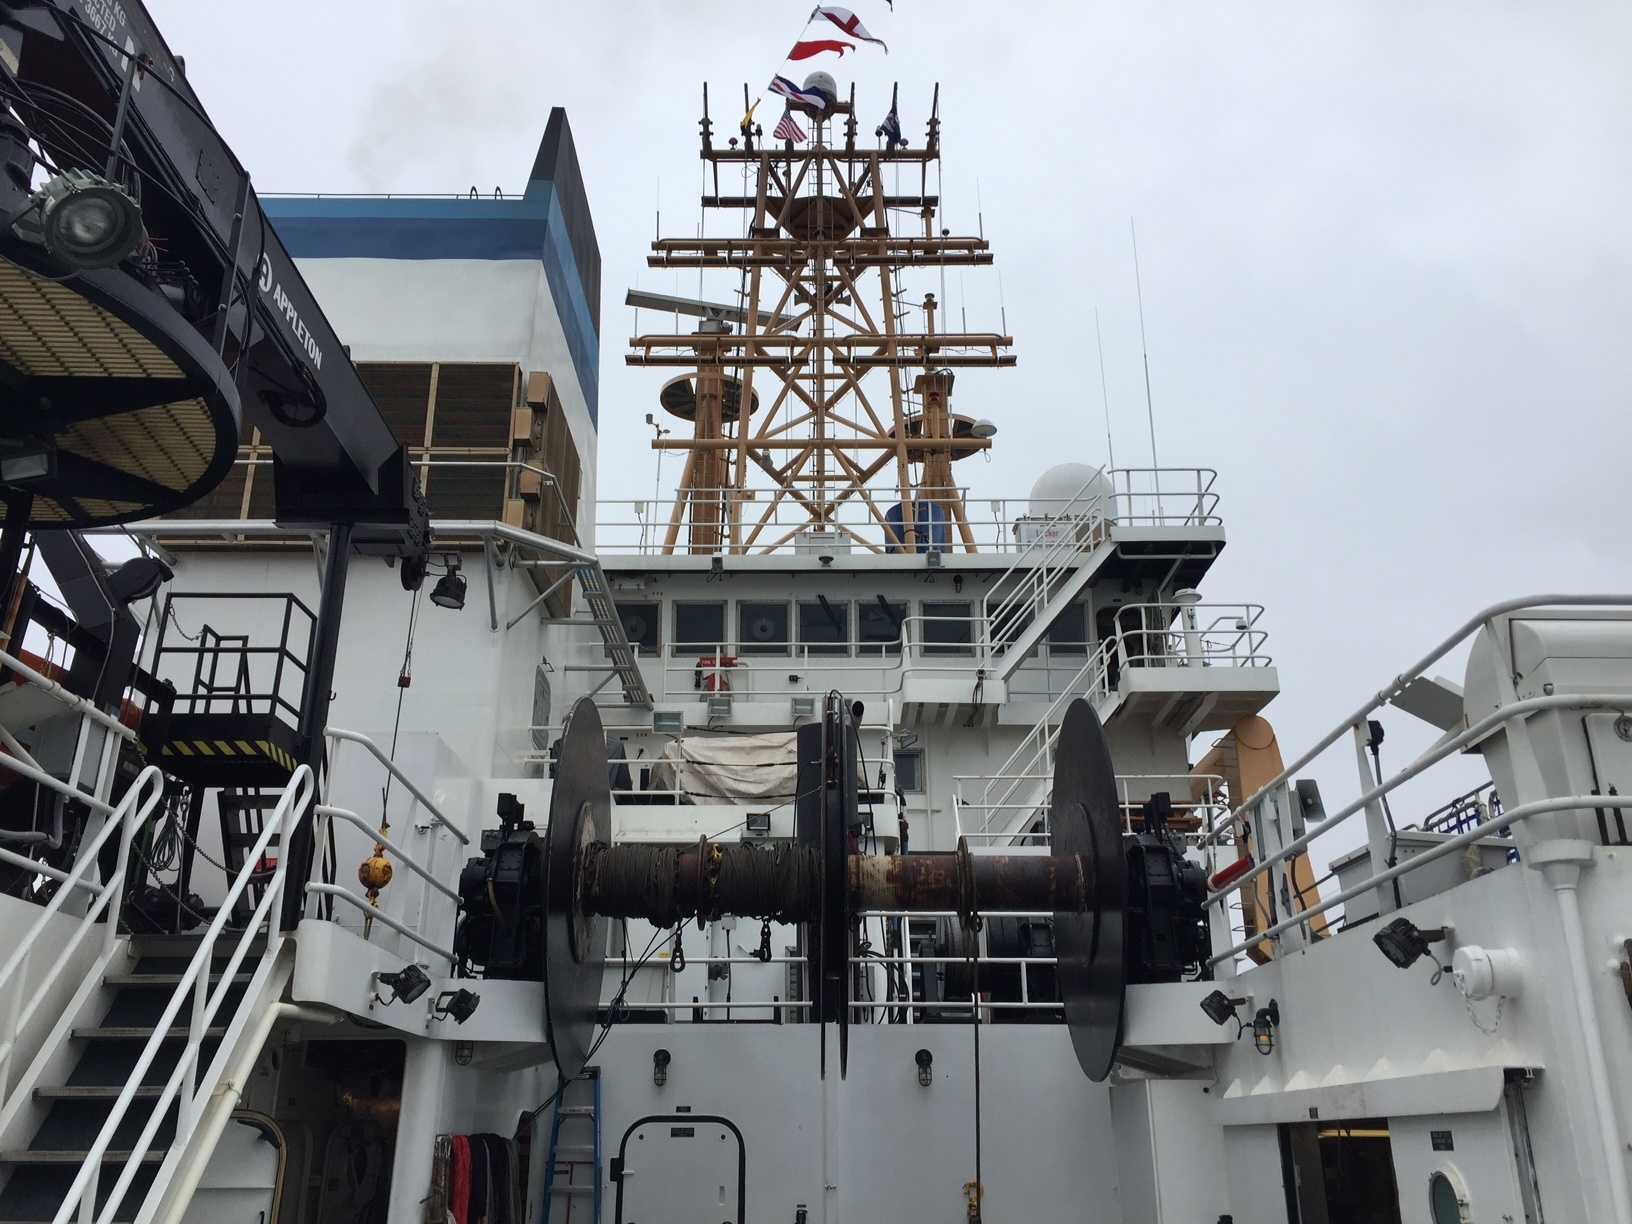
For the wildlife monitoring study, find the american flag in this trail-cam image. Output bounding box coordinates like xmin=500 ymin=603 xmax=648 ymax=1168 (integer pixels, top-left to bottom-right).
xmin=773 ymin=110 xmax=806 ymax=143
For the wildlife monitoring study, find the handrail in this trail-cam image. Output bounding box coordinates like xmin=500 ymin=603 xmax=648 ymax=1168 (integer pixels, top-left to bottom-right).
xmin=0 ymin=766 xmax=164 ymax=1108
xmin=1215 ymin=595 xmax=1632 ymax=834
xmin=323 ymin=728 xmax=469 ymax=845
xmin=0 ymin=650 xmax=137 ymax=742
xmin=315 ymin=805 xmax=460 ymax=902
xmin=1208 ymin=793 xmax=1632 ymax=967
xmin=304 ymin=883 xmax=456 ymax=962
xmin=1204 ymin=691 xmax=1632 ymax=907
xmin=0 ymin=750 xmax=115 ymax=818
xmin=56 ymin=764 xmax=315 ymax=1224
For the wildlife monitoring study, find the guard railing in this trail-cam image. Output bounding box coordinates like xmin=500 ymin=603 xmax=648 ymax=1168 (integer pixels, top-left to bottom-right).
xmin=302 ymin=729 xmax=471 ymax=966
xmin=54 ymin=764 xmax=315 ymax=1224
xmin=1201 ymin=595 xmax=1632 ymax=970
xmin=0 ymin=764 xmax=163 ymax=1113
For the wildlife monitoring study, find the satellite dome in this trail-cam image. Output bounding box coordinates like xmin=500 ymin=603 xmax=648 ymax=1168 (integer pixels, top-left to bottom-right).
xmin=1029 ymin=462 xmax=1114 ymax=519
xmin=802 ymin=71 xmax=839 ymax=107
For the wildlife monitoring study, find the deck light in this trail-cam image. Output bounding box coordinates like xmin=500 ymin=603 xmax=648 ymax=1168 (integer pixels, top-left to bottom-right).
xmin=970 ymin=419 xmax=997 ymax=438
xmin=1252 ymin=1000 xmax=1280 ymax=1055
xmin=23 ymin=170 xmax=146 ymax=270
xmin=915 ymin=1048 xmax=933 ymax=1087
xmin=375 ymin=963 xmax=431 ymax=1006
xmin=1199 ymin=990 xmax=1246 ymax=1027
xmin=653 ymin=1047 xmax=671 ymax=1087
xmin=430 ymin=557 xmax=466 ymax=610
xmin=1372 ymin=917 xmax=1447 ymax=970
xmin=432 ymin=988 xmax=481 ymax=1025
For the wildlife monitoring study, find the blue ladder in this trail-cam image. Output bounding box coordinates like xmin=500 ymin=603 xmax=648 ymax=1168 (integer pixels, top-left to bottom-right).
xmin=541 ymin=1066 xmax=602 ymax=1223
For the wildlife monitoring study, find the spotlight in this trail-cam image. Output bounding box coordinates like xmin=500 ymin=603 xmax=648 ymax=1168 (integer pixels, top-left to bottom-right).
xmin=430 ymin=556 xmax=466 ymax=610
xmin=817 ymin=554 xmax=834 ymax=567
xmin=432 ymin=988 xmax=481 ymax=1025
xmin=24 ymin=170 xmax=146 ymax=270
xmin=0 ymin=436 xmax=55 ymax=485
xmin=915 ymin=1048 xmax=933 ymax=1087
xmin=970 ymin=419 xmax=998 ymax=439
xmin=1252 ymin=1000 xmax=1280 ymax=1055
xmin=653 ymin=1047 xmax=671 ymax=1088
xmin=1199 ymin=990 xmax=1247 ymax=1027
xmin=1372 ymin=917 xmax=1448 ymax=970
xmin=375 ymin=963 xmax=431 ymax=1006
xmin=107 ymin=556 xmax=173 ymax=605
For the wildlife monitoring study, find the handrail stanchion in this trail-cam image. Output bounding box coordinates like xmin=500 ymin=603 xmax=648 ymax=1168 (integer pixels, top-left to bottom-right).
xmin=1350 ymin=721 xmax=1398 ymax=919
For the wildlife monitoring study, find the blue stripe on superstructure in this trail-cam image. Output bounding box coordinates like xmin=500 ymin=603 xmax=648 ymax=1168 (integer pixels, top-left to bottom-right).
xmin=264 ymin=187 xmax=600 ymax=422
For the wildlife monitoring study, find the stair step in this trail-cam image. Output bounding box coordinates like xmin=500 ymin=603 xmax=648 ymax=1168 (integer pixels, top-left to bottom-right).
xmin=0 ymin=1150 xmax=166 ymax=1164
xmin=104 ymin=972 xmax=251 ymax=988
xmin=72 ymin=1027 xmax=226 ymax=1041
xmin=35 ymin=1087 xmax=162 ymax=1101
xmin=552 ymin=1144 xmax=596 ymax=1159
xmin=556 ymin=1106 xmax=595 ymax=1118
xmin=549 ymin=1184 xmax=594 ymax=1196
xmin=0 ymin=1161 xmax=157 ymax=1221
xmin=128 ymin=934 xmax=267 ymax=960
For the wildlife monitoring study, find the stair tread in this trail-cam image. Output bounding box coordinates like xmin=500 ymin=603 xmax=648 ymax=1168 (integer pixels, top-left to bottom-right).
xmin=549 ymin=1184 xmax=594 ymax=1195
xmin=555 ymin=1106 xmax=596 ymax=1117
xmin=35 ymin=1086 xmax=163 ymax=1100
xmin=104 ymin=972 xmax=251 ymax=987
xmin=0 ymin=1150 xmax=166 ymax=1164
xmin=72 ymin=1027 xmax=226 ymax=1040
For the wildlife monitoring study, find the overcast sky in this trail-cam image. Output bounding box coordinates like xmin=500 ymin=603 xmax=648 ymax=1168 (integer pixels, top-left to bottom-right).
xmin=149 ymin=0 xmax=1632 ymax=854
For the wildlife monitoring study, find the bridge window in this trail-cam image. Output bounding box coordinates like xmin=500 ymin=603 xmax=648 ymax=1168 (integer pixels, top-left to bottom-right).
xmin=674 ymin=601 xmax=726 ymax=651
xmin=921 ymin=601 xmax=974 ymax=656
xmin=859 ymin=599 xmax=907 ymax=656
xmin=615 ymin=601 xmax=660 ymax=656
xmin=738 ymin=601 xmax=791 ymax=655
xmin=798 ymin=599 xmax=850 ymax=656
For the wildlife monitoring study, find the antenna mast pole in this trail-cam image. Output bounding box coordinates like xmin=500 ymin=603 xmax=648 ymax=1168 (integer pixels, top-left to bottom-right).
xmin=1130 ymin=217 xmax=1158 ymax=472
xmin=1094 ymin=307 xmax=1116 ymax=471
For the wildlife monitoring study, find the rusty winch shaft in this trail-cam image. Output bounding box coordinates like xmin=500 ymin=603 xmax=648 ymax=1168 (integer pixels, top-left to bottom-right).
xmin=578 ymin=840 xmax=1091 ymax=927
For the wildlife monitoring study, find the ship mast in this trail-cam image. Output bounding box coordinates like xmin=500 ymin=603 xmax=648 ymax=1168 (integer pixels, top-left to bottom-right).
xmin=629 ymin=83 xmax=1015 ymax=555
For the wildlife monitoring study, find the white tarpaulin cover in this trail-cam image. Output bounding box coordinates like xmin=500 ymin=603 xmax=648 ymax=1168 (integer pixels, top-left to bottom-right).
xmin=651 ymin=731 xmax=799 ymax=802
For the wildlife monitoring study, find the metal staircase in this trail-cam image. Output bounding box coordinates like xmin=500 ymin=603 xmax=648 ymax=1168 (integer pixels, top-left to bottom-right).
xmin=978 ymin=478 xmax=1117 ymax=683
xmin=969 ymin=641 xmax=1124 ymax=844
xmin=0 ymin=766 xmax=313 ymax=1224
xmin=542 ymin=1067 xmax=602 ymax=1223
xmin=0 ymin=936 xmax=263 ymax=1223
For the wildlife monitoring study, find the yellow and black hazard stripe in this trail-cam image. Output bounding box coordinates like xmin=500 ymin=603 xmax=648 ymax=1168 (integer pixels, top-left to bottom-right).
xmin=160 ymin=737 xmax=298 ymax=774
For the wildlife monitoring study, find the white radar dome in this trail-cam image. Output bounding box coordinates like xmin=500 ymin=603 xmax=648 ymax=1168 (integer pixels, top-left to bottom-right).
xmin=1029 ymin=462 xmax=1114 ymax=519
xmin=802 ymin=72 xmax=839 ymax=107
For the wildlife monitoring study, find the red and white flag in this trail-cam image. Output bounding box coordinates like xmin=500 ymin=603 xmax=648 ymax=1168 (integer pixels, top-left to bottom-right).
xmin=788 ymin=38 xmax=854 ymax=60
xmin=810 ymin=6 xmax=888 ymax=52
xmin=773 ymin=110 xmax=807 ymax=143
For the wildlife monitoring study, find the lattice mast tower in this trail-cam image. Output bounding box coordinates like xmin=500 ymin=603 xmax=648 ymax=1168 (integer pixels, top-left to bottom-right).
xmin=629 ymin=82 xmax=1016 ymax=555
